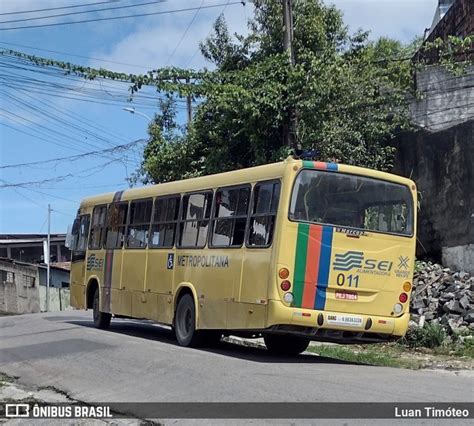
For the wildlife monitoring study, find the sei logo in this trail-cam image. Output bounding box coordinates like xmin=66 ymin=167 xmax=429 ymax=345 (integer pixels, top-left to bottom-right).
xmin=86 ymin=254 xmax=104 ymax=271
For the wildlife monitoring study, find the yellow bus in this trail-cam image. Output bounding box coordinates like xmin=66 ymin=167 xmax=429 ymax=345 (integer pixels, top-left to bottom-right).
xmin=69 ymin=157 xmax=417 ymax=355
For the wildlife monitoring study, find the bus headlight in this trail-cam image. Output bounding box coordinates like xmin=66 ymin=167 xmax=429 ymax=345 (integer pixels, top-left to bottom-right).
xmin=283 ymin=293 xmax=293 ymax=304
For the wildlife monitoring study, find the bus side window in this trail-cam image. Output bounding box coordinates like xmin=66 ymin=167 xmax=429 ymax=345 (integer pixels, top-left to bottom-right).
xmin=178 ymin=192 xmax=212 ymax=248
xmin=126 ymin=198 xmax=153 ymax=249
xmin=247 ymin=181 xmax=281 ymax=247
xmin=89 ymin=205 xmax=107 ymax=250
xmin=150 ymin=196 xmax=180 ymax=248
xmin=210 ymin=185 xmax=250 ymax=248
xmin=105 ymin=202 xmax=129 ymax=249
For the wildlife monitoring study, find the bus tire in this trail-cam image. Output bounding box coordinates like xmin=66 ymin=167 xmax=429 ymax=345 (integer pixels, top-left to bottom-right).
xmin=263 ymin=334 xmax=310 ymax=356
xmin=175 ymin=294 xmax=202 ymax=347
xmin=92 ymin=287 xmax=111 ymax=329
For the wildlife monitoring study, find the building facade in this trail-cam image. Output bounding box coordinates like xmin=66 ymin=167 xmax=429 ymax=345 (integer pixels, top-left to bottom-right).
xmin=0 ymin=234 xmax=70 ymax=264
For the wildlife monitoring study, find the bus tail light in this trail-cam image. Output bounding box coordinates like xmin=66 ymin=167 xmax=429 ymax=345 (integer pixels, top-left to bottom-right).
xmin=399 ymin=293 xmax=408 ymax=303
xmin=403 ymin=282 xmax=412 ymax=292
xmin=280 ymin=280 xmax=291 ymax=291
xmin=279 ymin=268 xmax=290 ymax=279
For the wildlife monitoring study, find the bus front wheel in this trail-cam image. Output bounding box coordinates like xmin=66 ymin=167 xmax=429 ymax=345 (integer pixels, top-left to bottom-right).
xmin=264 ymin=334 xmax=310 ymax=356
xmin=92 ymin=287 xmax=111 ymax=329
xmin=175 ymin=294 xmax=202 ymax=347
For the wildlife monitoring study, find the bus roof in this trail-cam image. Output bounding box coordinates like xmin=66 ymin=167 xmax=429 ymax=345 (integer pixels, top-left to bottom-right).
xmin=79 ymin=157 xmax=415 ymax=208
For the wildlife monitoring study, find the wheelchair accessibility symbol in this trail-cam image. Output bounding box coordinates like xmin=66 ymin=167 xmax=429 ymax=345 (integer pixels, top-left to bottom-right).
xmin=167 ymin=253 xmax=174 ymax=270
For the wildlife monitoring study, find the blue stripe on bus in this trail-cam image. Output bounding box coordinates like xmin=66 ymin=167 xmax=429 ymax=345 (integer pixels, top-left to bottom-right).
xmin=314 ymin=226 xmax=334 ymax=310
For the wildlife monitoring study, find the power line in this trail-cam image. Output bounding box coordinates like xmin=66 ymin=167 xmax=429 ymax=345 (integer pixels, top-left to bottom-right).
xmin=0 ymin=41 xmax=150 ymax=70
xmin=0 ymin=0 xmax=120 ymax=16
xmin=0 ymin=140 xmax=144 ymax=170
xmin=165 ymin=0 xmax=204 ymax=66
xmin=0 ymin=0 xmax=167 ymax=25
xmin=0 ymin=2 xmax=242 ymax=31
xmin=0 ymin=159 xmax=124 ymax=189
xmin=185 ymin=0 xmax=232 ymax=68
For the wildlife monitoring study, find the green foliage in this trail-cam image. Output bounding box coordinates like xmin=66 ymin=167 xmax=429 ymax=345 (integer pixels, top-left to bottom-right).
xmin=3 ymin=1 xmax=471 ymax=184
xmin=419 ymin=35 xmax=474 ymax=75
xmin=140 ymin=0 xmax=420 ymax=182
xmin=403 ymin=323 xmax=448 ymax=349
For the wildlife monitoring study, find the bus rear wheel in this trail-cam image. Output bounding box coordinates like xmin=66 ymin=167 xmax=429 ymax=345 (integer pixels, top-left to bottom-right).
xmin=264 ymin=334 xmax=310 ymax=356
xmin=175 ymin=294 xmax=202 ymax=347
xmin=92 ymin=287 xmax=111 ymax=329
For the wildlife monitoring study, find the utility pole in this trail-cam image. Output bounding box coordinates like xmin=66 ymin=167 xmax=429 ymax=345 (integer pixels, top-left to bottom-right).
xmin=282 ymin=0 xmax=295 ymax=66
xmin=186 ymin=77 xmax=192 ymax=126
xmin=46 ymin=204 xmax=51 ymax=312
xmin=282 ymin=0 xmax=297 ymax=149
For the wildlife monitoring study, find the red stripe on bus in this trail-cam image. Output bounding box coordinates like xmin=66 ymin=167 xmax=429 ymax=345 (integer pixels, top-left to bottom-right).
xmin=302 ymin=225 xmax=322 ymax=309
xmin=313 ymin=161 xmax=327 ymax=170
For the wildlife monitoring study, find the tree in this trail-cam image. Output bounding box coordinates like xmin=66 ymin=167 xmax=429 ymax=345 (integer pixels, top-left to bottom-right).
xmin=137 ymin=0 xmax=421 ymax=183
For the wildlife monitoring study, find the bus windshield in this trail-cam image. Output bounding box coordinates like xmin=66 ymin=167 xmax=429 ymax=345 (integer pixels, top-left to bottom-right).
xmin=289 ymin=169 xmax=414 ymax=236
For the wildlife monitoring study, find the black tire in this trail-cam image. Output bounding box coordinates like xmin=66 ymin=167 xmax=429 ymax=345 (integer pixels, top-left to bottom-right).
xmin=175 ymin=294 xmax=202 ymax=347
xmin=264 ymin=334 xmax=310 ymax=356
xmin=92 ymin=287 xmax=111 ymax=329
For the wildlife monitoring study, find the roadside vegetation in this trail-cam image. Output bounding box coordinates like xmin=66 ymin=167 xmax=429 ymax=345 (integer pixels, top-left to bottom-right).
xmin=308 ymin=329 xmax=473 ymax=370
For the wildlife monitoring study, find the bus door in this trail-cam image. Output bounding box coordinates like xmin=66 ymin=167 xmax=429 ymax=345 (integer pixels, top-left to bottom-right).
xmin=69 ymin=213 xmax=90 ymax=309
xmin=145 ymin=195 xmax=180 ymax=323
xmin=103 ymin=201 xmax=129 ymax=315
xmin=121 ymin=198 xmax=153 ymax=319
xmin=238 ymin=181 xmax=280 ymax=326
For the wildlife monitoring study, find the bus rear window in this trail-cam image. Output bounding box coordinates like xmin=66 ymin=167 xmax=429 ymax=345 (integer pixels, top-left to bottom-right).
xmin=289 ymin=170 xmax=413 ymax=236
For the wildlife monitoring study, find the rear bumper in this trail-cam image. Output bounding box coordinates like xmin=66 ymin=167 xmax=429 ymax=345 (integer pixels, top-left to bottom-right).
xmin=266 ymin=300 xmax=410 ymax=341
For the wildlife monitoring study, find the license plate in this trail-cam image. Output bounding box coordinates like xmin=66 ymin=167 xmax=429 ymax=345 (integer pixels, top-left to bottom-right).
xmin=326 ymin=314 xmax=363 ymax=327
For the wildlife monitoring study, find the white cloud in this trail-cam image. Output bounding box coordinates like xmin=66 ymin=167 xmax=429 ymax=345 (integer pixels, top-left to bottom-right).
xmin=330 ymin=0 xmax=437 ymax=42
xmin=89 ymin=0 xmax=252 ymax=73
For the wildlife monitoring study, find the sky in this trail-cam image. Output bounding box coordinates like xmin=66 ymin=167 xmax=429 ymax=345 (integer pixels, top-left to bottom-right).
xmin=0 ymin=0 xmax=438 ymax=234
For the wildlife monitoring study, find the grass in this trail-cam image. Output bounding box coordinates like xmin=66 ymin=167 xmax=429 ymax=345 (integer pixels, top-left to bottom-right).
xmin=307 ymin=340 xmax=474 ymax=370
xmin=307 ymin=344 xmax=422 ymax=369
xmin=0 ymin=372 xmax=18 ymax=388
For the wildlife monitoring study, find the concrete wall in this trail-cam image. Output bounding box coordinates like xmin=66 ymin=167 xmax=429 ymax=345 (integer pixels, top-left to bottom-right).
xmin=0 ymin=260 xmax=71 ymax=313
xmin=38 ymin=267 xmax=70 ymax=288
xmin=0 ymin=260 xmax=40 ymax=314
xmin=39 ymin=287 xmax=71 ymax=312
xmin=411 ymin=65 xmax=474 ymax=133
xmin=394 ymin=63 xmax=473 ymax=273
xmin=394 ymin=120 xmax=473 ymax=272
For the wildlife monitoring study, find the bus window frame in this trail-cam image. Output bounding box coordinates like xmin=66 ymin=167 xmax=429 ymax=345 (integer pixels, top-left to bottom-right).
xmin=88 ymin=204 xmax=108 ymax=250
xmin=287 ymin=168 xmax=415 ymax=238
xmin=209 ymin=183 xmax=251 ymax=249
xmin=245 ymin=179 xmax=281 ymax=249
xmin=71 ymin=214 xmax=91 ymax=262
xmin=177 ymin=189 xmax=214 ymax=249
xmin=104 ymin=201 xmax=130 ymax=250
xmin=125 ymin=197 xmax=153 ymax=250
xmin=149 ymin=194 xmax=181 ymax=249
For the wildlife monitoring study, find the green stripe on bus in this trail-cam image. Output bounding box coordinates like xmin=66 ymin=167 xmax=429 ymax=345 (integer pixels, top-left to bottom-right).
xmin=302 ymin=160 xmax=314 ymax=168
xmin=293 ymin=223 xmax=309 ymax=307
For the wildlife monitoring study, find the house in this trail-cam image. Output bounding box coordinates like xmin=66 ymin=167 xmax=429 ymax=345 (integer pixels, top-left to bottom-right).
xmin=0 ymin=257 xmax=71 ymax=314
xmin=0 ymin=233 xmax=71 ymax=264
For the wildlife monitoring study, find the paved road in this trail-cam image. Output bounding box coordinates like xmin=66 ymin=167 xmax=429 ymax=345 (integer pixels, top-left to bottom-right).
xmin=0 ymin=311 xmax=472 ymax=420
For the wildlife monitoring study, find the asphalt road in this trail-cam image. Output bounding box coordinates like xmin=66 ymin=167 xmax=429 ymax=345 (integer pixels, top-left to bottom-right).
xmin=0 ymin=310 xmax=472 ymax=422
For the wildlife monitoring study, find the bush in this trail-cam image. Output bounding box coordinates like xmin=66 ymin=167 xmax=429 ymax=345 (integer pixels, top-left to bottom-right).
xmin=402 ymin=322 xmax=447 ymax=348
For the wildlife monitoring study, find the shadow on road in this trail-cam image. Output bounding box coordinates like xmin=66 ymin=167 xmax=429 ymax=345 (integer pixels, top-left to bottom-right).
xmin=53 ymin=315 xmax=365 ymax=367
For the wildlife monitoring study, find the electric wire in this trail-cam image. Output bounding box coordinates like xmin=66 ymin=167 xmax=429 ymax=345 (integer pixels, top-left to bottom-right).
xmin=0 ymin=2 xmax=242 ymax=31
